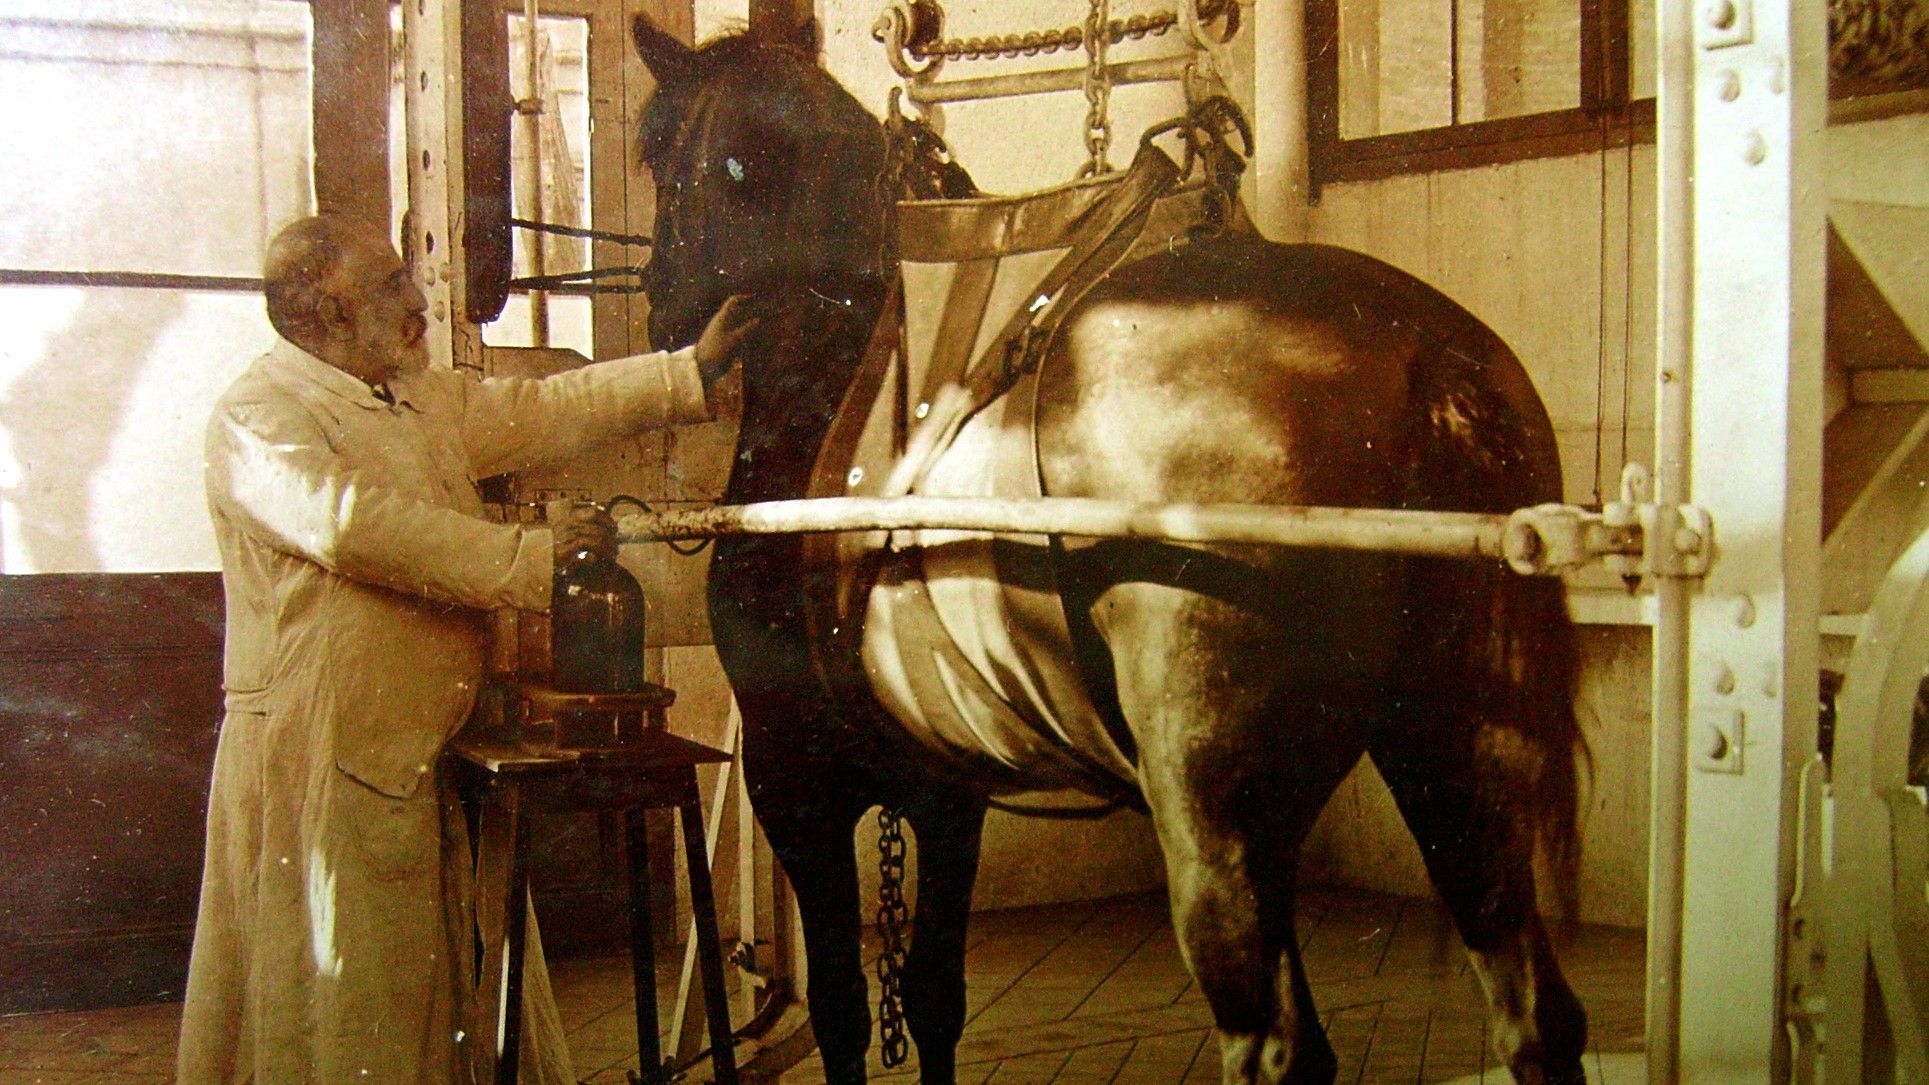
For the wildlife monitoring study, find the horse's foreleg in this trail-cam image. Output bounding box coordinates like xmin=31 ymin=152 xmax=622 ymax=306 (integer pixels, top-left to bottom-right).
xmin=900 ymin=797 xmax=987 ymax=1085
xmin=1370 ymin=728 xmax=1588 ymax=1085
xmin=758 ymin=808 xmax=873 ymax=1085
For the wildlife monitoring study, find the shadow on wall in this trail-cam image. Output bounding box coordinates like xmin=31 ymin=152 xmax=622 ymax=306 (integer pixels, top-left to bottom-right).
xmin=0 ymin=289 xmax=183 ymax=572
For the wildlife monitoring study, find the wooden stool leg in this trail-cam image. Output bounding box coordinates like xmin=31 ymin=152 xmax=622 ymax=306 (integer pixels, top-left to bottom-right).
xmin=678 ymin=796 xmax=739 ymax=1085
xmin=476 ymin=783 xmax=529 ymax=1085
xmin=497 ymin=791 xmax=528 ymax=1073
xmin=625 ymin=809 xmax=665 ymax=1084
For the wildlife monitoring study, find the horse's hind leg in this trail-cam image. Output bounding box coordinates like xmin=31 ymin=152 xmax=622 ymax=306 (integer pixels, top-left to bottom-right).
xmin=900 ymin=795 xmax=987 ymax=1084
xmin=1370 ymin=722 xmax=1588 ymax=1084
xmin=1107 ymin=587 xmax=1362 ymax=1084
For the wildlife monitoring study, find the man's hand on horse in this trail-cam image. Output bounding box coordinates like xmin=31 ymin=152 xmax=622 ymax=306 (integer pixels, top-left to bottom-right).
xmin=695 ymin=294 xmax=759 ymax=389
xmin=554 ymin=504 xmax=619 ymax=565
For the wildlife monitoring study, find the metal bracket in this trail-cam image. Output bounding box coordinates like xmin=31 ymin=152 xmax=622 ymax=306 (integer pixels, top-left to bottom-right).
xmin=1499 ymin=463 xmax=1715 ymax=580
xmin=1699 ymin=0 xmax=1754 ymax=49
xmin=1783 ymin=753 xmax=1830 ymax=1085
xmin=1605 ymin=461 xmax=1715 ymax=580
xmin=729 ymin=939 xmax=774 ymax=988
xmin=1648 ymin=501 xmax=1716 ymax=579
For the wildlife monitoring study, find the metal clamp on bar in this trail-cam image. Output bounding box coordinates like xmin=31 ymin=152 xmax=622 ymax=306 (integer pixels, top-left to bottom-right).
xmin=1498 ymin=476 xmax=1713 ymax=580
xmin=1604 ymin=462 xmax=1714 ymax=580
xmin=1501 ymin=504 xmax=1643 ymax=576
xmin=1646 ymin=501 xmax=1715 ymax=578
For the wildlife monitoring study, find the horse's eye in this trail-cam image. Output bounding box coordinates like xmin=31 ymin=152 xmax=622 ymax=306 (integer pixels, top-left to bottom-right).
xmin=725 ymin=156 xmax=746 ymax=183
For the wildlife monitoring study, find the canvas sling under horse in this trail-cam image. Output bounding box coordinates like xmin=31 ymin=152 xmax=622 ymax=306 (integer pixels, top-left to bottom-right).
xmin=805 ymin=106 xmax=1252 ymax=801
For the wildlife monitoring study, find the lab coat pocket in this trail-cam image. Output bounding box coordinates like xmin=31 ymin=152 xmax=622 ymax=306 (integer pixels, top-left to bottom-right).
xmin=334 ymin=766 xmax=441 ymax=883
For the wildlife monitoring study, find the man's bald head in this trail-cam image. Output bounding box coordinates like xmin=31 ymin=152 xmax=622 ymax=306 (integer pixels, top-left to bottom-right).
xmin=262 ymin=215 xmax=430 ymax=386
xmin=263 ymin=214 xmax=369 ymax=348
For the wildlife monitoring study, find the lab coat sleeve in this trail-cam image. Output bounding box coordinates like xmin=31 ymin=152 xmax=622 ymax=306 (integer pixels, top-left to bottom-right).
xmin=459 ymin=346 xmax=711 ymax=479
xmin=207 ymin=399 xmax=554 ymax=611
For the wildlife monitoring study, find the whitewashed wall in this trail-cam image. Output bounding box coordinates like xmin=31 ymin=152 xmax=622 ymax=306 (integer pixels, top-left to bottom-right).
xmin=0 ymin=1 xmax=311 ymax=573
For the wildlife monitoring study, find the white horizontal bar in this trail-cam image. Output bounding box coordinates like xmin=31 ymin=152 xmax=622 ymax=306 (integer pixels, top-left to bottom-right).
xmin=906 ymin=54 xmax=1195 ymax=106
xmin=617 ymin=495 xmax=1512 ymax=561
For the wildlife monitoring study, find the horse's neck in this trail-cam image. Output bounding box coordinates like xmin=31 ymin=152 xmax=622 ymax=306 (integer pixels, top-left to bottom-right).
xmin=724 ymin=277 xmax=888 ymax=505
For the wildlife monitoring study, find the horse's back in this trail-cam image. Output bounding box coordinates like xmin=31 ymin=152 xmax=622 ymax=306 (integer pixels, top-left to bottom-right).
xmin=1037 ymin=236 xmax=1562 ymax=514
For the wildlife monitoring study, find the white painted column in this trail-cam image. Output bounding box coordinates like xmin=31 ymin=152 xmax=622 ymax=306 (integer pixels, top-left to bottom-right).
xmin=403 ymin=0 xmax=483 ymax=374
xmin=1251 ymin=0 xmax=1309 ymax=241
xmin=1652 ymin=0 xmax=1826 ymax=1079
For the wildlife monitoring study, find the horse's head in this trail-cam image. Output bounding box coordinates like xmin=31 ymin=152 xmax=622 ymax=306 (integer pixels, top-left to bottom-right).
xmin=632 ymin=15 xmax=893 ymax=353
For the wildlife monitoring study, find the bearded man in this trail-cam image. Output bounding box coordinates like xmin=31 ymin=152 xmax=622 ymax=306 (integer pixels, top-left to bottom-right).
xmin=177 ymin=213 xmax=753 ymax=1083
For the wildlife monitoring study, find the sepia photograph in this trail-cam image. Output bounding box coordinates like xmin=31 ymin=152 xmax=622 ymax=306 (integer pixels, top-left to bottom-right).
xmin=0 ymin=0 xmax=1925 ymax=1081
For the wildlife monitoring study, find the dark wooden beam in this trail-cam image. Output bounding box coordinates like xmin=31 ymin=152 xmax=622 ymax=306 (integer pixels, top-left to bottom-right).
xmin=311 ymin=0 xmax=391 ymax=229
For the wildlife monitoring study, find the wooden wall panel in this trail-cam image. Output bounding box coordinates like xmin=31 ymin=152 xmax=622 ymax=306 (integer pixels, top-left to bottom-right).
xmin=0 ymin=573 xmax=224 ymax=1013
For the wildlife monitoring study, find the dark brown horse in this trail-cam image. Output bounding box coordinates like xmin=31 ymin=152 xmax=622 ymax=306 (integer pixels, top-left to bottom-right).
xmin=630 ymin=17 xmax=1588 ymax=1084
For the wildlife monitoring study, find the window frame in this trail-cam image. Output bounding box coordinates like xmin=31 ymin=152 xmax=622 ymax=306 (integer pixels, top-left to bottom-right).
xmin=1306 ymin=0 xmax=1929 ymax=190
xmin=1306 ymin=0 xmax=1655 ymax=189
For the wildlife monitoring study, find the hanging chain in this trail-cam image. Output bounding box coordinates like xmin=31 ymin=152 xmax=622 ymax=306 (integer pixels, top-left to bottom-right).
xmin=1081 ymin=0 xmax=1114 ymax=176
xmin=874 ymin=807 xmax=912 ymax=1068
xmin=893 ymin=0 xmax=1232 ymax=63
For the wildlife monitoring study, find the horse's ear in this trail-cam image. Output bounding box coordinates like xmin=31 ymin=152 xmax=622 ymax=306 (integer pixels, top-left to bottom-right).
xmin=792 ymin=16 xmax=821 ymax=58
xmin=632 ymin=14 xmax=696 ymax=82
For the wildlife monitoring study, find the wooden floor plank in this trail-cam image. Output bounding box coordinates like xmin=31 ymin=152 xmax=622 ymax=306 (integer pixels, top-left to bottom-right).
xmin=0 ymin=885 xmax=1643 ymax=1085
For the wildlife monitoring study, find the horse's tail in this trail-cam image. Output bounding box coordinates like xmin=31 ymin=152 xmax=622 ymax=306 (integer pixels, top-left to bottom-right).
xmin=1400 ymin=331 xmax=1590 ymax=922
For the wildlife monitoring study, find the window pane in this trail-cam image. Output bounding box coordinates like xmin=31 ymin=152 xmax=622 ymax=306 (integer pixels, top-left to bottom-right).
xmin=0 ymin=286 xmax=275 ymax=573
xmin=1630 ymin=0 xmax=1656 ymax=100
xmin=1336 ymin=0 xmax=1583 ymax=137
xmin=1339 ymin=0 xmax=1454 ymax=137
xmin=1456 ymin=0 xmax=1582 ymax=122
xmin=0 ymin=1 xmax=313 ymax=277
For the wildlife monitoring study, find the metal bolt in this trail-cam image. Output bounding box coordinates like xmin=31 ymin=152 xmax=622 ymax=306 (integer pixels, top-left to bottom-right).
xmin=1735 ymin=594 xmax=1757 ymax=629
xmin=1714 ymin=664 xmax=1736 ymax=695
xmin=847 ymin=466 xmax=865 ymax=487
xmin=1743 ymin=132 xmax=1768 ymax=165
xmin=1703 ymin=726 xmax=1730 ymax=761
xmin=1715 ymin=70 xmax=1741 ymax=101
xmin=914 ymin=401 xmax=931 ymax=420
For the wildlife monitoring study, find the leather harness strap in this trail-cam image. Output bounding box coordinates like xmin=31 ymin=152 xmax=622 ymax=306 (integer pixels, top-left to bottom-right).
xmin=882 ymin=141 xmax=1184 ymax=498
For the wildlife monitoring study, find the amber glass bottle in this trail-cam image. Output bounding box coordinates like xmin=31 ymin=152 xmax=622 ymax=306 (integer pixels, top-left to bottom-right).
xmin=550 ymin=546 xmax=646 ymax=695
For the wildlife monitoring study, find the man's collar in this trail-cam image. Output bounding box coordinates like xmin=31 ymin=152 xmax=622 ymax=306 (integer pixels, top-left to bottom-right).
xmin=266 ymin=339 xmax=418 ymax=411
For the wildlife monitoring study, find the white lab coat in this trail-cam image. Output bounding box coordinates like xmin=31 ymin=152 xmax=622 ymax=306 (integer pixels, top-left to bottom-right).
xmin=178 ymin=338 xmax=710 ymax=1084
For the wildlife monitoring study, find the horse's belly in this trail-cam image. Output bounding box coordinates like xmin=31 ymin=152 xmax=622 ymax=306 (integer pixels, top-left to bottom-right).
xmin=858 ymin=393 xmax=1138 ymax=797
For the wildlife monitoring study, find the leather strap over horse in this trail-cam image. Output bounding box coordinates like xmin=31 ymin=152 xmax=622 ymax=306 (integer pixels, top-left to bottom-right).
xmin=881 ymin=97 xmax=1250 ymax=500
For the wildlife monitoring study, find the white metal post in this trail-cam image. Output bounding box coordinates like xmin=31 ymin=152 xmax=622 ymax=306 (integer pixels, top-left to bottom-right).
xmin=1250 ymin=0 xmax=1309 ymax=241
xmin=403 ymin=0 xmax=483 ymax=374
xmin=1655 ymin=0 xmax=1826 ymax=1080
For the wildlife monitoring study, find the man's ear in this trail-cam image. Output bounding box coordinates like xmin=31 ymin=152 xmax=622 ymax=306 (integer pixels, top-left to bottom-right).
xmin=316 ymin=293 xmax=353 ymax=339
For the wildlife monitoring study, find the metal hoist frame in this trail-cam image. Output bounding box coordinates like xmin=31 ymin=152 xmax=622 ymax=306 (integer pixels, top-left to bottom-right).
xmin=1650 ymin=0 xmax=1828 ymax=1081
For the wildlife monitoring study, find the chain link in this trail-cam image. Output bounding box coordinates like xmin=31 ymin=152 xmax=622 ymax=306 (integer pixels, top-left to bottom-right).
xmin=874 ymin=807 xmax=912 ymax=1068
xmin=1081 ymin=0 xmax=1114 ymax=175
xmin=901 ymin=0 xmax=1231 ymax=63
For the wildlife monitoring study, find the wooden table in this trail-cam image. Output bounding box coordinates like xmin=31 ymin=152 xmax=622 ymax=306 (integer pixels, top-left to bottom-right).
xmin=450 ymin=704 xmax=739 ymax=1085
